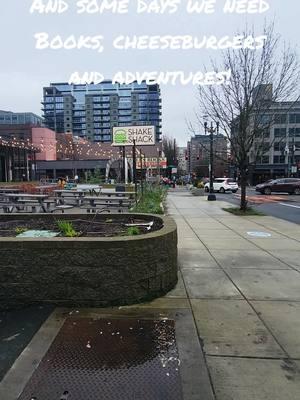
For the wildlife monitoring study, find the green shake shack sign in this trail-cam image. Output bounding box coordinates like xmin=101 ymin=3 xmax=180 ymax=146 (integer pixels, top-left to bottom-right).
xmin=112 ymin=126 xmax=156 ymax=146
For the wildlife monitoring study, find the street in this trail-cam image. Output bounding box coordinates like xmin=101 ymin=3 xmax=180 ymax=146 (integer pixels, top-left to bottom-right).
xmin=216 ymin=188 xmax=300 ymax=224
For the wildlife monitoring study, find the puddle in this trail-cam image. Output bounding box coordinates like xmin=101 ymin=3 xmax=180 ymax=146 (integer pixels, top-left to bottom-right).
xmin=18 ymin=317 xmax=183 ymax=400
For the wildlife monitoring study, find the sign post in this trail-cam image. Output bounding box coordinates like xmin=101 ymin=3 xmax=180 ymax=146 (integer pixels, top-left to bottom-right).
xmin=140 ymin=150 xmax=144 ymax=197
xmin=132 ymin=139 xmax=137 ymax=205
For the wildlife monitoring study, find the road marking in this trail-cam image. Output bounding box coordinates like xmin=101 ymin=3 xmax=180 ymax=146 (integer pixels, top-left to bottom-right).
xmin=279 ymin=203 xmax=300 ymax=209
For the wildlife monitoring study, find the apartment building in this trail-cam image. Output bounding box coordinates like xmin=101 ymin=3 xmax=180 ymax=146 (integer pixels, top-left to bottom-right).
xmin=42 ymin=81 xmax=162 ymax=143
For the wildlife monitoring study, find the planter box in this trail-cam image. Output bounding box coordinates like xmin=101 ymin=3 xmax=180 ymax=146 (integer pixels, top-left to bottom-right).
xmin=191 ymin=188 xmax=205 ymax=196
xmin=0 ymin=214 xmax=178 ymax=310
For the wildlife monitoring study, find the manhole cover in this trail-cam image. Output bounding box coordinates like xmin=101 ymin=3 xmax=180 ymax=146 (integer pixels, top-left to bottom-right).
xmin=18 ymin=318 xmax=183 ymax=400
xmin=247 ymin=231 xmax=272 ymax=238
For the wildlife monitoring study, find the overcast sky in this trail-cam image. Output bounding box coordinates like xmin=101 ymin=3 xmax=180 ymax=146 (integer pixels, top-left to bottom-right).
xmin=0 ymin=0 xmax=298 ymax=146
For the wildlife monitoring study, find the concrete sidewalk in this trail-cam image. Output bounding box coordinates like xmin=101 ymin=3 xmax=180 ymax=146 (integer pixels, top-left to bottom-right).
xmin=1 ymin=188 xmax=300 ymax=400
xmin=167 ymin=188 xmax=300 ymax=400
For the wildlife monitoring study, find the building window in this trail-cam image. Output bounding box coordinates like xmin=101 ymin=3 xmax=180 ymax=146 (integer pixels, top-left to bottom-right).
xmin=274 ymin=142 xmax=286 ymax=152
xmin=273 ymin=155 xmax=285 ymax=164
xmin=257 ymin=114 xmax=271 ymax=125
xmin=274 ymin=128 xmax=286 ymax=138
xmin=289 ymin=114 xmax=300 ymax=124
xmin=289 ymin=128 xmax=300 ymax=137
xmin=274 ymin=114 xmax=287 ymax=124
xmin=257 ymin=156 xmax=269 ymax=164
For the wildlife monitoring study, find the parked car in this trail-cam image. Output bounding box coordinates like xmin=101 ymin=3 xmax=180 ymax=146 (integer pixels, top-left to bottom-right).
xmin=204 ymin=178 xmax=239 ymax=193
xmin=256 ymin=178 xmax=300 ymax=195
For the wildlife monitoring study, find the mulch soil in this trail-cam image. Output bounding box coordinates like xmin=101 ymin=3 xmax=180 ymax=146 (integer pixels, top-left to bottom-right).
xmin=0 ymin=217 xmax=162 ymax=238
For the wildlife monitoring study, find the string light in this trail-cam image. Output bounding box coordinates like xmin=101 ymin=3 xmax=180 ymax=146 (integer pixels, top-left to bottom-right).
xmin=0 ymin=128 xmax=165 ymax=175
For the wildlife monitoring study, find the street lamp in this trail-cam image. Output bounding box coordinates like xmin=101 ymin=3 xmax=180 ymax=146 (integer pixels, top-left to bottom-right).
xmin=204 ymin=120 xmax=220 ymax=201
xmin=285 ymin=129 xmax=299 ymax=177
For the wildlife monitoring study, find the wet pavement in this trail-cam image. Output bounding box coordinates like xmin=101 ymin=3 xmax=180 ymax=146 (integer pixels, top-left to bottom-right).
xmin=0 ymin=307 xmax=212 ymax=400
xmin=1 ymin=188 xmax=300 ymax=399
xmin=0 ymin=305 xmax=54 ymax=381
xmin=168 ymin=188 xmax=300 ymax=400
xmin=19 ymin=317 xmax=183 ymax=400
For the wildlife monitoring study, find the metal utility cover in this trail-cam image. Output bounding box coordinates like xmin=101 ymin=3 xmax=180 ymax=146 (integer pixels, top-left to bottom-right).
xmin=17 ymin=230 xmax=59 ymax=238
xmin=18 ymin=317 xmax=183 ymax=400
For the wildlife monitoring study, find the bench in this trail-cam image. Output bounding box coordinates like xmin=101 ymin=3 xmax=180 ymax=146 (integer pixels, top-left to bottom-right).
xmin=51 ymin=205 xmax=75 ymax=214
xmin=0 ymin=202 xmax=39 ymax=213
xmin=0 ymin=203 xmax=18 ymax=213
xmin=18 ymin=200 xmax=42 ymax=213
xmin=84 ymin=201 xmax=132 ymax=207
xmin=55 ymin=195 xmax=83 ymax=206
xmin=43 ymin=199 xmax=57 ymax=211
xmin=25 ymin=204 xmax=40 ymax=213
xmin=80 ymin=205 xmax=129 ymax=214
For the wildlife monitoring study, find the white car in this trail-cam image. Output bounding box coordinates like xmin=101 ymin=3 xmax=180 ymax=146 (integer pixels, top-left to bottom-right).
xmin=204 ymin=178 xmax=239 ymax=193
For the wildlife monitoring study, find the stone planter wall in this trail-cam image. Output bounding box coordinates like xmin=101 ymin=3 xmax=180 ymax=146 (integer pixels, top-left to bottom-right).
xmin=0 ymin=214 xmax=178 ymax=310
xmin=191 ymin=188 xmax=205 ymax=196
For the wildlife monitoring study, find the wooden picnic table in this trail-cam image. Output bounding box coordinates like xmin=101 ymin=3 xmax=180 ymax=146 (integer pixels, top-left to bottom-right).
xmin=54 ymin=190 xmax=85 ymax=206
xmin=35 ymin=185 xmax=58 ymax=193
xmin=3 ymin=193 xmax=49 ymax=213
xmin=83 ymin=196 xmax=132 ymax=207
xmin=76 ymin=188 xmax=101 ymax=196
xmin=81 ymin=196 xmax=132 ymax=213
xmin=0 ymin=188 xmax=21 ymax=193
xmin=54 ymin=189 xmax=78 ymax=194
xmin=99 ymin=191 xmax=136 ymax=198
xmin=77 ymin=184 xmax=101 ymax=192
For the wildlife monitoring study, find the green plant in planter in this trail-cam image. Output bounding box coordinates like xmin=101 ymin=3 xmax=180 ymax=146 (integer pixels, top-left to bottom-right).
xmin=56 ymin=220 xmax=79 ymax=237
xmin=127 ymin=226 xmax=140 ymax=236
xmin=15 ymin=227 xmax=27 ymax=235
xmin=131 ymin=185 xmax=165 ymax=215
xmin=197 ymin=182 xmax=205 ymax=189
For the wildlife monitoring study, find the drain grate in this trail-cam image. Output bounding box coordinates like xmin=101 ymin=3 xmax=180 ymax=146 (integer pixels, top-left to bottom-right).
xmin=18 ymin=317 xmax=183 ymax=400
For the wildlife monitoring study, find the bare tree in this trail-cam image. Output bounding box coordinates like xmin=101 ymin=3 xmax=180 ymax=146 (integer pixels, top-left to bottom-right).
xmin=193 ymin=23 xmax=300 ymax=211
xmin=162 ymin=136 xmax=178 ymax=168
